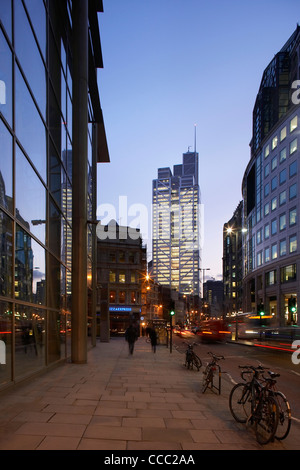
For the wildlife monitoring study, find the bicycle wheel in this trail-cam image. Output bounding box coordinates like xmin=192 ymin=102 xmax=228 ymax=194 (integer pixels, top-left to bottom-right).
xmin=202 ymin=367 xmax=212 ymax=393
xmin=229 ymin=383 xmax=252 ymax=423
xmin=192 ymin=354 xmax=202 ymax=371
xmin=254 ymin=395 xmax=279 ymax=445
xmin=273 ymin=391 xmax=291 ymax=440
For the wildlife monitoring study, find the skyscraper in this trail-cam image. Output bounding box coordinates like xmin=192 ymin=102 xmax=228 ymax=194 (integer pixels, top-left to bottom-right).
xmin=152 ymin=150 xmax=201 ymax=296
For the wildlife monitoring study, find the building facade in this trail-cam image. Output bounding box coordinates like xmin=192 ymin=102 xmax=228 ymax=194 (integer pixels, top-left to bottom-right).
xmin=0 ymin=0 xmax=109 ymax=387
xmin=223 ymin=201 xmax=244 ymax=315
xmin=242 ymin=26 xmax=300 ymax=326
xmin=96 ymin=221 xmax=147 ymax=339
xmin=152 ymin=150 xmax=201 ymax=297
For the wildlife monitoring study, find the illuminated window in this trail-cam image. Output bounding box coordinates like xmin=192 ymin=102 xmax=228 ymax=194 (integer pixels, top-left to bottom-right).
xmin=290 ymin=138 xmax=297 ymax=155
xmin=290 ymin=116 xmax=298 ymax=133
xmin=280 ymin=126 xmax=287 ymax=141
xmin=289 ymin=235 xmax=297 ymax=253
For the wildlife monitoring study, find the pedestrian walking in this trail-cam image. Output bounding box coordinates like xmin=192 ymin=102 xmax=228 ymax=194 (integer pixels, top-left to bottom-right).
xmin=149 ymin=327 xmax=157 ymax=353
xmin=125 ymin=323 xmax=138 ymax=355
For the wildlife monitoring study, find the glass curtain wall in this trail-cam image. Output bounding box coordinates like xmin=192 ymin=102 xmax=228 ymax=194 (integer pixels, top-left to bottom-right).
xmin=0 ymin=0 xmax=84 ymax=385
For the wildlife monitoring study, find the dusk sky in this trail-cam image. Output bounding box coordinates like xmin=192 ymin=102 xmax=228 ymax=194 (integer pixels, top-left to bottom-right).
xmin=97 ymin=0 xmax=299 ymax=281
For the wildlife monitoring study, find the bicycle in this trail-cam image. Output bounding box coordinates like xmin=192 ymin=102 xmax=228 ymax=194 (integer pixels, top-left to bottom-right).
xmin=229 ymin=365 xmax=279 ymax=445
xmin=183 ymin=342 xmax=202 ymax=371
xmin=261 ymin=370 xmax=291 ymax=441
xmin=202 ymin=352 xmax=224 ymax=395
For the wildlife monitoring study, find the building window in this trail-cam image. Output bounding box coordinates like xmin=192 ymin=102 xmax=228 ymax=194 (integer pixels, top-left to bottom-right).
xmin=280 ymin=239 xmax=287 ymax=256
xmin=271 ymin=197 xmax=277 ymax=211
xmin=264 ymin=163 xmax=270 ymax=177
xmin=289 ymin=235 xmax=297 ymax=253
xmin=279 ymin=190 xmax=287 ymax=205
xmin=265 ymin=247 xmax=270 ymax=262
xmin=290 ymin=115 xmax=298 ymax=133
xmin=289 ymin=161 xmax=297 ymax=178
xmin=109 ymin=270 xmax=116 ymax=283
xmin=265 ymin=183 xmax=270 ymax=197
xmin=281 ymin=264 xmax=296 ymax=283
xmin=272 ymin=136 xmax=278 ymax=150
xmin=279 ymin=168 xmax=287 ymax=185
xmin=264 ymin=144 xmax=270 ymax=158
xmin=271 ymin=176 xmax=277 ymax=191
xmin=119 ymin=251 xmax=125 ymax=263
xmin=289 ymin=207 xmax=297 ymax=226
xmin=280 ymin=147 xmax=286 ymax=163
xmin=257 ymin=251 xmax=262 ymax=266
xmin=109 ymin=252 xmax=116 ymax=262
xmin=271 ymin=219 xmax=277 ymax=235
xmin=279 ymin=213 xmax=286 ymax=231
xmin=289 ymin=183 xmax=297 ymax=200
xmin=280 ymin=126 xmax=287 ymax=141
xmin=130 ymin=292 xmax=136 ymax=303
xmin=119 ymin=271 xmax=126 ymax=283
xmin=271 ymin=155 xmax=277 ymax=171
xmin=119 ymin=291 xmax=126 ymax=303
xmin=264 ymin=224 xmax=270 ymax=239
xmin=290 ymin=138 xmax=297 ymax=155
xmin=266 ymin=270 xmax=276 ymax=286
xmin=264 ymin=202 xmax=270 ymax=216
xmin=271 ymin=243 xmax=277 ymax=259
xmin=109 ymin=291 xmax=116 ymax=302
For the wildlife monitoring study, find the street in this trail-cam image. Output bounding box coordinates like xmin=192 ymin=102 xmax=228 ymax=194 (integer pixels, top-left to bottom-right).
xmin=172 ymin=333 xmax=300 ymax=424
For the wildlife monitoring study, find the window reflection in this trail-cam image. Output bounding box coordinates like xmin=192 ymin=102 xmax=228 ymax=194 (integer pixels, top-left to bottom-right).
xmin=15 ymin=225 xmax=46 ymax=305
xmin=0 ymin=0 xmax=12 ymax=40
xmin=23 ymin=0 xmax=47 ymax=59
xmin=0 ymin=301 xmax=12 ymax=386
xmin=0 ymin=29 xmax=13 ymax=126
xmin=16 ymin=145 xmax=46 ymax=244
xmin=0 ymin=210 xmax=13 ymax=297
xmin=14 ymin=0 xmax=46 ymax=118
xmin=15 ymin=304 xmax=45 ymax=377
xmin=0 ymin=118 xmax=13 ymax=213
xmin=15 ymin=65 xmax=46 ymax=181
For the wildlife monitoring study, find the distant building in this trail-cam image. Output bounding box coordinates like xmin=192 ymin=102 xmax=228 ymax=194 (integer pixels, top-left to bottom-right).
xmin=96 ymin=221 xmax=147 ymax=339
xmin=203 ymin=280 xmax=224 ymax=318
xmin=152 ymin=150 xmax=201 ymax=297
xmin=223 ymin=201 xmax=244 ymax=315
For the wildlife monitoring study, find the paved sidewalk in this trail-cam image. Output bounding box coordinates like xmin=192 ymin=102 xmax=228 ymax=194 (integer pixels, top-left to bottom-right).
xmin=0 ymin=337 xmax=299 ymax=451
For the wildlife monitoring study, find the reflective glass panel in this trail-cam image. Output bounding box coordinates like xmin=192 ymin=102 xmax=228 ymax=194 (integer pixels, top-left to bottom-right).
xmin=15 ymin=304 xmax=45 ymax=378
xmin=15 ymin=65 xmax=46 ymax=181
xmin=0 ymin=118 xmax=13 ymax=213
xmin=16 ymin=145 xmax=46 ymax=244
xmin=14 ymin=0 xmax=46 ymax=118
xmin=23 ymin=0 xmax=46 ymax=59
xmin=0 ymin=29 xmax=12 ymax=126
xmin=0 ymin=301 xmax=12 ymax=386
xmin=0 ymin=210 xmax=13 ymax=296
xmin=0 ymin=0 xmax=12 ymax=40
xmin=15 ymin=225 xmax=46 ymax=305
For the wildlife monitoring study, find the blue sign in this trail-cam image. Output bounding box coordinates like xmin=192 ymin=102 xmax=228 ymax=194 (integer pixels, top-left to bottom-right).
xmin=109 ymin=306 xmax=132 ymax=312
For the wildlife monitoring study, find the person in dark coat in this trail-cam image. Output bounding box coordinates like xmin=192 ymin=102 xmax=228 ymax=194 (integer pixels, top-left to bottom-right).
xmin=125 ymin=324 xmax=138 ymax=355
xmin=149 ymin=328 xmax=157 ymax=353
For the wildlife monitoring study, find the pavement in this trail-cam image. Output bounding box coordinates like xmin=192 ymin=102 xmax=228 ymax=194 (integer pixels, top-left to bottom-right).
xmin=0 ymin=336 xmax=299 ymax=451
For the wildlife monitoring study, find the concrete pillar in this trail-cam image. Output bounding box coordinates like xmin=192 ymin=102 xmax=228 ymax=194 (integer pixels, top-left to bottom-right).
xmin=71 ymin=0 xmax=88 ymax=363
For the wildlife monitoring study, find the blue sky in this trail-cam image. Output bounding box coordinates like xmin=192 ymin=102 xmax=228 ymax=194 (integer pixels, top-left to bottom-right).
xmin=97 ymin=0 xmax=299 ymax=280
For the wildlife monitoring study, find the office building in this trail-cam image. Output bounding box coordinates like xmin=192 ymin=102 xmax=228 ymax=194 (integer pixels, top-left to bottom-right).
xmin=96 ymin=221 xmax=147 ymax=339
xmin=242 ymin=26 xmax=300 ymax=326
xmin=0 ymin=0 xmax=109 ymax=387
xmin=152 ymin=150 xmax=201 ymax=297
xmin=223 ymin=201 xmax=244 ymax=315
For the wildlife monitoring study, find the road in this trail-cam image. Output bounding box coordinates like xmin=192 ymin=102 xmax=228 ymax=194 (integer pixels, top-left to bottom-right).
xmin=172 ymin=333 xmax=300 ymax=424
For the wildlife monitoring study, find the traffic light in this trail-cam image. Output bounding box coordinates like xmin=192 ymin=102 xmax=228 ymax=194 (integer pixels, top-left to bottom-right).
xmin=169 ymin=300 xmax=175 ymax=316
xmin=288 ymin=297 xmax=297 ymax=314
xmin=258 ymin=302 xmax=265 ymax=316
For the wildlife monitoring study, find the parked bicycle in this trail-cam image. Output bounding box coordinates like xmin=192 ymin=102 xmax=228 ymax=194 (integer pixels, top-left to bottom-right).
xmin=261 ymin=370 xmax=291 ymax=440
xmin=229 ymin=365 xmax=279 ymax=445
xmin=183 ymin=342 xmax=202 ymax=371
xmin=202 ymin=352 xmax=224 ymax=395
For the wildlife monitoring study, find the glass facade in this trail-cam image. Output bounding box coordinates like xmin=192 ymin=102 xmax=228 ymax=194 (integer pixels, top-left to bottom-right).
xmin=0 ymin=0 xmax=108 ymax=387
xmin=152 ymin=152 xmax=201 ymax=296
